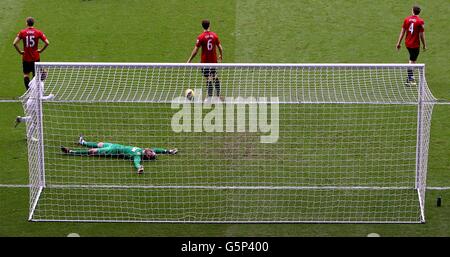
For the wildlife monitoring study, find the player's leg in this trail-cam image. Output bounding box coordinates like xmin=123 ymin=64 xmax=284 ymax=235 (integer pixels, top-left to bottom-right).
xmin=152 ymin=147 xmax=178 ymax=155
xmin=22 ymin=61 xmax=32 ymax=90
xmin=23 ymin=74 xmax=30 ymax=90
xmin=61 ymin=142 xmax=114 ymax=155
xmin=212 ymin=69 xmax=221 ymax=97
xmin=77 ymin=134 xmax=99 ymax=147
xmin=78 ymin=135 xmax=100 ymax=148
xmin=406 ymin=48 xmax=419 ymax=84
xmin=407 ymin=59 xmax=415 ymax=82
xmin=31 ymin=60 xmax=37 ymax=79
xmin=78 ymin=135 xmax=110 ymax=148
xmin=214 ymin=78 xmax=221 ymax=96
xmin=14 ymin=115 xmax=31 ymax=128
xmin=202 ymin=68 xmax=214 ymax=97
xmin=81 ymin=141 xmax=109 ymax=149
xmin=207 ymin=76 xmax=214 ymax=97
xmin=61 ymin=146 xmax=98 ymax=155
xmin=82 ymin=142 xmax=102 ymax=148
xmin=64 ymin=134 xmax=110 ymax=155
xmin=78 ymin=134 xmax=85 ymax=145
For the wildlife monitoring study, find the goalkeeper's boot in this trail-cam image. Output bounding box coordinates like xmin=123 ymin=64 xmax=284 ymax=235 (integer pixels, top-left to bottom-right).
xmin=78 ymin=134 xmax=85 ymax=145
xmin=14 ymin=116 xmax=22 ymax=128
xmin=61 ymin=146 xmax=72 ymax=154
xmin=168 ymin=148 xmax=178 ymax=155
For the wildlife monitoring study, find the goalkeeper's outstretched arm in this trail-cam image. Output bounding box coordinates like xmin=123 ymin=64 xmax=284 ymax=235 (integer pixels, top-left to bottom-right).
xmin=133 ymin=155 xmax=144 ymax=174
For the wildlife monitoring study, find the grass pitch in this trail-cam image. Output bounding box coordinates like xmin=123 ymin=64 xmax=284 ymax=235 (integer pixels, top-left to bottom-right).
xmin=0 ymin=0 xmax=449 ymax=236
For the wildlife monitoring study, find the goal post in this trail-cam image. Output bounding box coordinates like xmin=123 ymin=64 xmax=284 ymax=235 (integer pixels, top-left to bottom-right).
xmin=22 ymin=62 xmax=436 ymax=223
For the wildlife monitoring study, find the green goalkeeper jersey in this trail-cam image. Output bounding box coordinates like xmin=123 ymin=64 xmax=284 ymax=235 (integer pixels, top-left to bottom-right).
xmin=70 ymin=141 xmax=169 ymax=171
xmin=82 ymin=142 xmax=145 ymax=170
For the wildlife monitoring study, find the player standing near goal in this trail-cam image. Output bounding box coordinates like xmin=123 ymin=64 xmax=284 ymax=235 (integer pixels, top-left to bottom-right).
xmin=61 ymin=135 xmax=178 ymax=174
xmin=187 ymin=19 xmax=223 ymax=98
xmin=13 ymin=17 xmax=50 ymax=91
xmin=395 ymin=5 xmax=427 ymax=85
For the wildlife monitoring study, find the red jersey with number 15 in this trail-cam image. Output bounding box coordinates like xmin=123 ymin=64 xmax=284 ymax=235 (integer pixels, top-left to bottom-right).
xmin=17 ymin=27 xmax=47 ymax=62
xmin=402 ymin=15 xmax=425 ymax=49
xmin=195 ymin=31 xmax=221 ymax=63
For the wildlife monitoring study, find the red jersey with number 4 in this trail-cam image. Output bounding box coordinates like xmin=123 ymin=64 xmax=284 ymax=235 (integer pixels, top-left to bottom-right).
xmin=17 ymin=27 xmax=47 ymax=62
xmin=195 ymin=31 xmax=220 ymax=63
xmin=402 ymin=15 xmax=424 ymax=49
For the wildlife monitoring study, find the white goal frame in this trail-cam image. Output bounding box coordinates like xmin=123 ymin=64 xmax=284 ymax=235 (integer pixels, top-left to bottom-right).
xmin=23 ymin=62 xmax=436 ymax=223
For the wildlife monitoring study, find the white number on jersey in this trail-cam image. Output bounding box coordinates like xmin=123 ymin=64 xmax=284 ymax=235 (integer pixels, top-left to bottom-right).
xmin=131 ymin=147 xmax=138 ymax=152
xmin=25 ymin=35 xmax=36 ymax=47
xmin=409 ymin=22 xmax=414 ymax=35
xmin=207 ymin=39 xmax=213 ymax=51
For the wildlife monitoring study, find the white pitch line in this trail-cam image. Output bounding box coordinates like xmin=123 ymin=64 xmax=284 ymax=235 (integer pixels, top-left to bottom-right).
xmin=0 ymin=100 xmax=21 ymax=103
xmin=0 ymin=184 xmax=29 ymax=188
xmin=428 ymin=187 xmax=450 ymax=190
xmin=0 ymin=184 xmax=449 ymax=190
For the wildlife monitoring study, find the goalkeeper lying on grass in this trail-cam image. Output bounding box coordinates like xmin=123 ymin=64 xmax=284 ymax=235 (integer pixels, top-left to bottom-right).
xmin=61 ymin=135 xmax=177 ymax=174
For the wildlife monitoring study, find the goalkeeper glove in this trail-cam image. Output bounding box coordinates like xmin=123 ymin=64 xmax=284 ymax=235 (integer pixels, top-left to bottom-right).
xmin=137 ymin=165 xmax=144 ymax=174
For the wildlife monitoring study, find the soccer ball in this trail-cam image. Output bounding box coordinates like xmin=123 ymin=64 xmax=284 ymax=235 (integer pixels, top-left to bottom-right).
xmin=185 ymin=89 xmax=194 ymax=101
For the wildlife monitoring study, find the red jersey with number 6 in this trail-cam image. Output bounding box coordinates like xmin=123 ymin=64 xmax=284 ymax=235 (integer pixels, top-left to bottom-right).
xmin=402 ymin=15 xmax=424 ymax=49
xmin=17 ymin=27 xmax=47 ymax=62
xmin=195 ymin=31 xmax=221 ymax=63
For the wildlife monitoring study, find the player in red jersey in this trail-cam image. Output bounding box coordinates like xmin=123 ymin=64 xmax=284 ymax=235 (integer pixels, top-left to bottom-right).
xmin=13 ymin=17 xmax=50 ymax=90
xmin=187 ymin=19 xmax=223 ymax=98
xmin=396 ymin=6 xmax=427 ymax=84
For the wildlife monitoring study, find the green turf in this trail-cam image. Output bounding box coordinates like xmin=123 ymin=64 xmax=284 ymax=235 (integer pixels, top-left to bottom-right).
xmin=1 ymin=187 xmax=449 ymax=236
xmin=1 ymin=0 xmax=449 ymax=236
xmin=30 ymin=102 xmax=422 ymax=223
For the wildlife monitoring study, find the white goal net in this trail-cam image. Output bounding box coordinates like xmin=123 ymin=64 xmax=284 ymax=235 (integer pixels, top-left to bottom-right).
xmin=22 ymin=62 xmax=436 ymax=223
